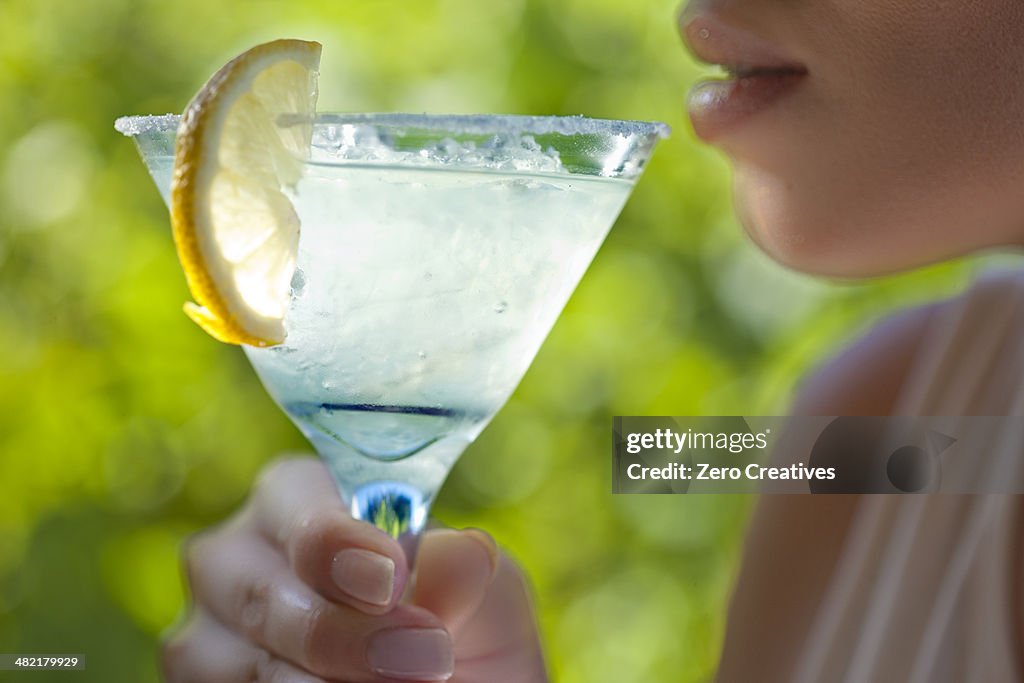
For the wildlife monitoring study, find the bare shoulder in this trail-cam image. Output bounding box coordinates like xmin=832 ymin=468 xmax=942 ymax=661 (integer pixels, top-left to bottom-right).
xmin=797 ymin=268 xmax=1024 ymax=416
xmin=716 ymin=299 xmax=948 ymax=681
xmin=718 ymin=273 xmax=1024 ymax=681
xmin=793 ymin=301 xmax=942 ymax=416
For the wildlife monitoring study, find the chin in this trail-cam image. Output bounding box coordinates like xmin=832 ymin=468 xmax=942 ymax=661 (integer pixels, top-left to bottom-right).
xmin=730 ymin=166 xmax=966 ymax=280
xmin=731 ymin=169 xmax=872 ymax=278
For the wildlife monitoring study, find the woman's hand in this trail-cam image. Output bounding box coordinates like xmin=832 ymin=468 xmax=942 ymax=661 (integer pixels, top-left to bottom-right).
xmin=161 ymin=456 xmax=547 ymax=682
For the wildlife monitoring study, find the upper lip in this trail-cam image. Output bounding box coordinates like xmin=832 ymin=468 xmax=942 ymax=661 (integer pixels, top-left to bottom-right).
xmin=681 ymin=12 xmax=807 ymax=77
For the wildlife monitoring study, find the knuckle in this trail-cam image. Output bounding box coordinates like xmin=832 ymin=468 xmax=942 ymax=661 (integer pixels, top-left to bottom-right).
xmin=236 ymin=574 xmax=274 ymax=643
xmin=298 ymin=602 xmax=338 ymax=676
xmin=254 ymin=456 xmax=314 ymax=500
xmin=289 ymin=511 xmax=337 ymax=563
xmin=252 ymin=458 xmax=291 ymax=504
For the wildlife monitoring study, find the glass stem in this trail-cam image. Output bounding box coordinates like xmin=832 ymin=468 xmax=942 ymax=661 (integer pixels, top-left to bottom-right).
xmin=348 ymin=481 xmax=430 ymax=567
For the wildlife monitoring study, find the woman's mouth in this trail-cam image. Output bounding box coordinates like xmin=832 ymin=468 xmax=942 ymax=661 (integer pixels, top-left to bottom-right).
xmin=682 ymin=14 xmax=808 ymax=141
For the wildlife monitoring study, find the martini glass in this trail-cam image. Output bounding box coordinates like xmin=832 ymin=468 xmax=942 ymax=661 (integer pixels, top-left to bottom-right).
xmin=116 ymin=112 xmax=668 ymax=564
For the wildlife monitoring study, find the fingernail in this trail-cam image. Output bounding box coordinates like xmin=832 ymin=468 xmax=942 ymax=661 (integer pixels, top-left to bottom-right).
xmin=331 ymin=548 xmax=395 ymax=606
xmin=367 ymin=628 xmax=454 ymax=680
xmin=462 ymin=528 xmax=499 ymax=579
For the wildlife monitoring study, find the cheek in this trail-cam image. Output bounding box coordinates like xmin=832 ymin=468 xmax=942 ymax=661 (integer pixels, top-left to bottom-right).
xmin=833 ymin=1 xmax=1024 ymax=178
xmin=731 ymin=166 xmax=875 ymax=277
xmin=729 ymin=1 xmax=1024 ymax=276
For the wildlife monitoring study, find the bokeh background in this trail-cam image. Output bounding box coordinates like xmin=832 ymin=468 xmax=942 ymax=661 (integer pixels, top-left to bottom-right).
xmin=0 ymin=0 xmax=985 ymax=680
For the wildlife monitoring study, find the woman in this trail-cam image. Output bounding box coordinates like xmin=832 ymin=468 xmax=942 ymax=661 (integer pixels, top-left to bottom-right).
xmin=682 ymin=2 xmax=1024 ymax=680
xmin=161 ymin=1 xmax=1024 ymax=681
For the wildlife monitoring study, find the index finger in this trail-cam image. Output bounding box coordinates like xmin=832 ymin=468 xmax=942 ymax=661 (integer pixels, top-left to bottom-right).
xmin=244 ymin=456 xmax=410 ymax=615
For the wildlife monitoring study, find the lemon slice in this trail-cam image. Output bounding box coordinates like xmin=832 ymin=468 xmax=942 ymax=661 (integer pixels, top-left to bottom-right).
xmin=171 ymin=39 xmax=321 ymax=346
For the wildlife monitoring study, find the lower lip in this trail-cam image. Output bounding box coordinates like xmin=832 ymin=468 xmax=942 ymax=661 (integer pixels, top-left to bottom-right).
xmin=687 ymin=71 xmax=806 ymax=141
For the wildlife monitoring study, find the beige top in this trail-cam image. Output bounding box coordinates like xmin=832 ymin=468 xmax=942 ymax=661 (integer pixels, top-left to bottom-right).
xmin=793 ymin=270 xmax=1024 ymax=683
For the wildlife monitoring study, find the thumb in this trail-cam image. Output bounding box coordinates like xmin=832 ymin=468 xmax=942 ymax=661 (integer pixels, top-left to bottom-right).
xmin=411 ymin=528 xmax=499 ymax=635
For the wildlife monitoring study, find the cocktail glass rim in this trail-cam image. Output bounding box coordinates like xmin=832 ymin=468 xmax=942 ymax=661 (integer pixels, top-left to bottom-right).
xmin=116 ymin=111 xmax=670 ymax=178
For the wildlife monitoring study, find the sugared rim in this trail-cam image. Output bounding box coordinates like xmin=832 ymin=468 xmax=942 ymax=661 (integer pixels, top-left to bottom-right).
xmin=289 ymin=113 xmax=672 ymax=138
xmin=115 ymin=112 xmax=671 ymax=139
xmin=114 ymin=114 xmax=180 ymax=136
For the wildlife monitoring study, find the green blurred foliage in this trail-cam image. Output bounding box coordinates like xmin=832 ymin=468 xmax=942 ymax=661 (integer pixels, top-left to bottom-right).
xmin=0 ymin=0 xmax=976 ymax=681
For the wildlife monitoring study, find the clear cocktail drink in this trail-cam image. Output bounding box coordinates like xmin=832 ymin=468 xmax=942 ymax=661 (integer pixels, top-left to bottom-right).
xmin=117 ymin=112 xmax=668 ymax=560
